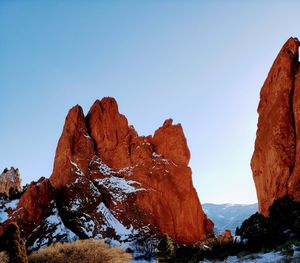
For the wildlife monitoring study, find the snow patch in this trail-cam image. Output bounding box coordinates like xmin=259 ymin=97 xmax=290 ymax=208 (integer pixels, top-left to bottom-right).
xmin=79 ymin=215 xmax=95 ymax=238
xmin=91 ymin=157 xmax=134 ymax=177
xmin=70 ymin=161 xmax=84 ymax=176
xmin=95 ymin=176 xmax=145 ymax=202
xmin=28 ymin=205 xmax=78 ymax=251
xmin=96 ymin=202 xmax=134 ymax=237
xmin=83 ymin=132 xmax=92 ymax=139
xmin=199 ymin=249 xmax=299 ymax=262
xmin=0 ymin=199 xmax=20 ymax=223
xmin=152 ymin=152 xmax=161 ymax=158
xmin=0 ymin=210 xmax=8 ymax=223
xmin=92 ymin=158 xmax=114 ymax=176
xmin=69 ymin=198 xmax=81 ymax=212
xmin=5 ymin=199 xmax=19 ymax=209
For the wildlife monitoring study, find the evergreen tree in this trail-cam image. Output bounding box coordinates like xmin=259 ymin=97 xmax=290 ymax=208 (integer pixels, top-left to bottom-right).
xmin=8 ymin=188 xmax=21 ymax=200
xmin=157 ymin=234 xmax=175 ymax=262
xmin=0 ymin=222 xmax=28 ymax=263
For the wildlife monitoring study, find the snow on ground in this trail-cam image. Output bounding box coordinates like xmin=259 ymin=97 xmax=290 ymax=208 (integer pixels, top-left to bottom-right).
xmin=46 ymin=207 xmax=78 ymax=241
xmin=28 ymin=205 xmax=78 ymax=251
xmin=5 ymin=199 xmax=19 ymax=209
xmin=200 ymin=249 xmax=300 ymax=262
xmin=0 ymin=209 xmax=8 ymax=223
xmin=131 ymin=259 xmax=156 ymax=263
xmin=0 ymin=199 xmax=19 ymax=223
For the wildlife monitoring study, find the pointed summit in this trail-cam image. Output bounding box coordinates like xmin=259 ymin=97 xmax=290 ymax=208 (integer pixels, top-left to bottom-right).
xmin=50 ymin=105 xmax=95 ymax=189
xmin=153 ymin=119 xmax=190 ymax=166
xmin=86 ymin=98 xmax=135 ymax=168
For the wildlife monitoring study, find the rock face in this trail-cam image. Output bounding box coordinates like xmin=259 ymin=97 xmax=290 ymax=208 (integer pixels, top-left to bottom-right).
xmin=251 ymin=37 xmax=300 ymax=216
xmin=1 ymin=97 xmax=213 ymax=253
xmin=0 ymin=167 xmax=22 ymax=195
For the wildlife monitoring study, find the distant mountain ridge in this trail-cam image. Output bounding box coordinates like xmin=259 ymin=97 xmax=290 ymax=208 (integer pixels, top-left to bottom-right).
xmin=202 ymin=203 xmax=258 ymax=234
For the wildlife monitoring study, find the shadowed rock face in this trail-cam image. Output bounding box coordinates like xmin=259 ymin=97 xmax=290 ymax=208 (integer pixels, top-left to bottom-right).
xmin=1 ymin=97 xmax=213 ymax=251
xmin=251 ymin=37 xmax=300 ymax=216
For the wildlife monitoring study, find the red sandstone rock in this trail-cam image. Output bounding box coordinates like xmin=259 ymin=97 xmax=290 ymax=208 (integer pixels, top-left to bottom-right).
xmin=1 ymin=97 xmax=213 ymax=251
xmin=50 ymin=105 xmax=95 ymax=189
xmin=86 ymin=98 xmax=137 ymax=169
xmin=18 ymin=177 xmax=54 ymax=223
xmin=221 ymin=229 xmax=233 ymax=243
xmin=251 ymin=37 xmax=300 ymax=216
xmin=152 ymin=119 xmax=190 ymax=166
xmin=50 ymin=98 xmax=213 ymax=244
xmin=0 ymin=167 xmax=22 ymax=195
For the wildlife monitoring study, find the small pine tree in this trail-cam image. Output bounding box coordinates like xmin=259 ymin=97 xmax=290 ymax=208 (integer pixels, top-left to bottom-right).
xmin=0 ymin=222 xmax=28 ymax=263
xmin=157 ymin=234 xmax=175 ymax=262
xmin=0 ymin=192 xmax=8 ymax=200
xmin=235 ymin=227 xmax=240 ymax=236
xmin=8 ymin=188 xmax=21 ymax=200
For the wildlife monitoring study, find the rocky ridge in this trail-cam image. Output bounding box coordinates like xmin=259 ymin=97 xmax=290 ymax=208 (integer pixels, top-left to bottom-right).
xmin=0 ymin=97 xmax=213 ymax=254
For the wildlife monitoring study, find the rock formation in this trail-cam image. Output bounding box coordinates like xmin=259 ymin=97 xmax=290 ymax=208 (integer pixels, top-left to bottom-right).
xmin=0 ymin=167 xmax=22 ymax=196
xmin=1 ymin=97 xmax=213 ymax=252
xmin=251 ymin=37 xmax=300 ymax=216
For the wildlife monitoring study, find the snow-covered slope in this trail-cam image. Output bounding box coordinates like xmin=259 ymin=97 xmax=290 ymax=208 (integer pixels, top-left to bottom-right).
xmin=202 ymin=203 xmax=258 ymax=233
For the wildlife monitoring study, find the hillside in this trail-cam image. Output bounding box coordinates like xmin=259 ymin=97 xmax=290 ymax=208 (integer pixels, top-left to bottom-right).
xmin=202 ymin=203 xmax=258 ymax=233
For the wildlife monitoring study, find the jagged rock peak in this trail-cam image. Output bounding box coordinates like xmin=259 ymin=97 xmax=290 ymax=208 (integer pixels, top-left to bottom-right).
xmin=90 ymin=97 xmax=120 ymax=114
xmin=153 ymin=118 xmax=190 ymax=166
xmin=0 ymin=97 xmax=213 ymax=251
xmin=18 ymin=177 xmax=54 ymax=222
xmin=251 ymin=37 xmax=300 ymax=216
xmin=86 ymin=97 xmax=134 ymax=168
xmin=0 ymin=167 xmax=22 ymax=195
xmin=48 ymin=97 xmax=213 ymax=246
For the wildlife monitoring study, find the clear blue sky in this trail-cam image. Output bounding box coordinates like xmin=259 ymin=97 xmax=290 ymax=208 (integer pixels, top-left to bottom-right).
xmin=1 ymin=1 xmax=300 ymax=204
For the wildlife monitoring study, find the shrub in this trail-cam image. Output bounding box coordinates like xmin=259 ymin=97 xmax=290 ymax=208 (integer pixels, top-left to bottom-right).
xmin=157 ymin=234 xmax=175 ymax=262
xmin=238 ymin=196 xmax=300 ymax=251
xmin=239 ymin=212 xmax=271 ymax=250
xmin=0 ymin=251 xmax=9 ymax=263
xmin=28 ymin=239 xmax=132 ymax=263
xmin=0 ymin=192 xmax=8 ymax=200
xmin=269 ymin=195 xmax=300 ymax=236
xmin=0 ymin=222 xmax=28 ymax=263
xmin=8 ymin=187 xmax=22 ymax=200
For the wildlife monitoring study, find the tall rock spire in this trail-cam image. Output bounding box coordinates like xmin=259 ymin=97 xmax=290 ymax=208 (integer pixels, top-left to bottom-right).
xmin=50 ymin=105 xmax=95 ymax=189
xmin=251 ymin=37 xmax=300 ymax=216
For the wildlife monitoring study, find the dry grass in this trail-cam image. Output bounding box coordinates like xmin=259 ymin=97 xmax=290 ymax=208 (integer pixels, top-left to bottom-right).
xmin=0 ymin=251 xmax=9 ymax=263
xmin=28 ymin=239 xmax=132 ymax=263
